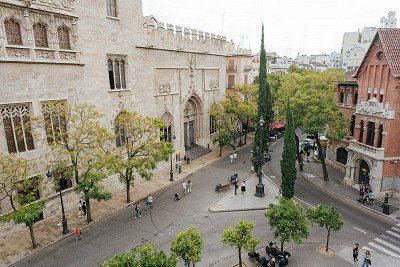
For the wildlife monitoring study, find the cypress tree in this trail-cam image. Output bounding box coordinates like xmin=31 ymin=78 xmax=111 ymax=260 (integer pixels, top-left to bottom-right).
xmin=253 ymin=24 xmax=273 ymax=171
xmin=281 ymin=98 xmax=297 ymax=199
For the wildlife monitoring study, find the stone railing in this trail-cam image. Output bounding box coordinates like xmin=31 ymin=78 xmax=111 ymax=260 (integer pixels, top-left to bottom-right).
xmin=348 ymin=139 xmax=385 ymax=159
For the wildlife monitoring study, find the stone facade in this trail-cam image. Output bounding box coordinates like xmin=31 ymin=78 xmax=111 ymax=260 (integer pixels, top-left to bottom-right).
xmin=0 ymin=0 xmax=227 ymax=215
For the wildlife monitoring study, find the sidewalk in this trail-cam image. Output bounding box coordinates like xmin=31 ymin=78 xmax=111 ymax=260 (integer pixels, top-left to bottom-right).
xmin=208 ymin=174 xmax=280 ymax=213
xmin=0 ymin=136 xmax=253 ymax=267
xmin=336 ymin=245 xmax=400 ymax=266
xmin=298 ymin=157 xmax=400 ymax=222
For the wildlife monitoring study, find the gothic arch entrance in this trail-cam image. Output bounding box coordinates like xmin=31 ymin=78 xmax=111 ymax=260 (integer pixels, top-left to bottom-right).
xmin=358 ymin=159 xmax=370 ymax=186
xmin=183 ymin=95 xmax=202 ymax=148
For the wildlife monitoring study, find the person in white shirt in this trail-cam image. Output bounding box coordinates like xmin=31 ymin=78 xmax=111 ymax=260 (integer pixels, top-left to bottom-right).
xmin=147 ymin=194 xmax=153 ymax=210
xmin=182 ymin=181 xmax=187 ymax=195
xmin=233 ymin=152 xmax=238 ymax=163
xmin=229 ymin=153 xmax=234 ymax=164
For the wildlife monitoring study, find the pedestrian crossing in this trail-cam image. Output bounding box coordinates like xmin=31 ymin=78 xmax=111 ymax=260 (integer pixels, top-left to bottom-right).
xmin=363 ymin=224 xmax=400 ymax=258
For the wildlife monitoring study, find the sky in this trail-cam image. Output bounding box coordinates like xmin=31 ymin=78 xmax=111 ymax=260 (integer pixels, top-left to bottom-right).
xmin=142 ymin=0 xmax=399 ymax=58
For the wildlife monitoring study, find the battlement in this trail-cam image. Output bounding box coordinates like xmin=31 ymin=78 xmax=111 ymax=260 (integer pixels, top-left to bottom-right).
xmin=141 ymin=19 xmax=227 ymax=56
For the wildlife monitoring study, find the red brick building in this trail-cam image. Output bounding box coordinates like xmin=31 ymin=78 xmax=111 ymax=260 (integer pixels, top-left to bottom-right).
xmin=328 ymin=29 xmax=400 ymax=199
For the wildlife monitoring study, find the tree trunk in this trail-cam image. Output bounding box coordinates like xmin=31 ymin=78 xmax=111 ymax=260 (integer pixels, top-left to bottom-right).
xmin=219 ymin=146 xmax=222 ymax=157
xmin=295 ymin=134 xmax=303 ymax=171
xmin=326 ymin=229 xmax=331 ymax=252
xmin=9 ymin=195 xmax=16 ymax=211
xmin=29 ymin=226 xmax=37 ymax=249
xmin=281 ymin=241 xmax=284 ymax=252
xmin=126 ymin=183 xmax=131 ymax=203
xmin=238 ymin=247 xmax=242 ymax=267
xmin=315 ymin=133 xmax=329 ymax=181
xmin=244 ymin=126 xmax=248 ymax=145
xmin=85 ymin=196 xmax=93 ymax=223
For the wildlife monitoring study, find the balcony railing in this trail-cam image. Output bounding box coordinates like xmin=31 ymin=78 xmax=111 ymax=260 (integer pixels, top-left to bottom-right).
xmin=348 ymin=139 xmax=385 ymax=159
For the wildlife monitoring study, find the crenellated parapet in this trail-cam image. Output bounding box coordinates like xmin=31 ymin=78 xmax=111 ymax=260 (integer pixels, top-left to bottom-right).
xmin=141 ymin=19 xmax=227 ymax=56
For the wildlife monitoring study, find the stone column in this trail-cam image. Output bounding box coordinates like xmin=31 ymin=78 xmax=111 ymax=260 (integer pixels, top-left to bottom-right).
xmin=23 ymin=8 xmax=35 ymax=59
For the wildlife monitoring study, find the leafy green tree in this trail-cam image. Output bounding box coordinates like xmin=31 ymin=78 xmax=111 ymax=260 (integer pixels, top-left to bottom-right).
xmin=0 ymin=152 xmax=38 ymax=211
xmin=274 ymin=69 xmax=347 ymax=180
xmin=265 ymin=197 xmax=309 ymax=251
xmin=253 ymin=24 xmax=273 ymax=171
xmin=0 ymin=201 xmax=46 ymax=249
xmin=281 ymin=98 xmax=297 ymax=199
xmin=44 ymin=103 xmax=113 ymax=223
xmin=105 ymin=242 xmax=177 ymax=267
xmin=209 ymin=103 xmax=236 ymax=157
xmin=222 ymin=84 xmax=257 ymax=145
xmin=307 ymin=204 xmax=344 ymax=252
xmin=109 ymin=110 xmax=172 ymax=203
xmin=221 ymin=219 xmax=260 ymax=267
xmin=170 ymin=226 xmax=204 ymax=267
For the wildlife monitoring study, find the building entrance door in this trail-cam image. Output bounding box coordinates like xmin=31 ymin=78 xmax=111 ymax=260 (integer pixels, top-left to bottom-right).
xmin=184 ymin=122 xmax=189 ymax=147
xmin=189 ymin=121 xmax=194 ymax=146
xmin=358 ymin=160 xmax=370 ymax=186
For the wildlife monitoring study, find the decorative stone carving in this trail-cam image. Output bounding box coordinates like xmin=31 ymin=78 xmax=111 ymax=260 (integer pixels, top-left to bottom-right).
xmin=159 ymin=82 xmax=171 ymax=94
xmin=355 ymin=97 xmax=395 ymax=119
xmin=161 ymin=111 xmax=172 ymax=126
xmin=37 ymin=0 xmax=75 ymax=9
xmin=35 ymin=49 xmax=55 ymax=59
xmin=189 ymin=54 xmax=195 ymax=70
xmin=59 ymin=51 xmax=76 ymax=60
xmin=210 ymin=80 xmax=219 ymax=90
xmin=6 ymin=47 xmax=30 ymax=58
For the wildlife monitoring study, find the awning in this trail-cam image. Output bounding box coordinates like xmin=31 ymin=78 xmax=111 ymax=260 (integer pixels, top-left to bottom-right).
xmin=270 ymin=120 xmax=285 ymax=129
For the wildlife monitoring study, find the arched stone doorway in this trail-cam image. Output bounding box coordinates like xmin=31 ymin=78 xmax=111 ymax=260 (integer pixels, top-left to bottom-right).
xmin=183 ymin=95 xmax=202 ymax=148
xmin=358 ymin=159 xmax=370 ymax=186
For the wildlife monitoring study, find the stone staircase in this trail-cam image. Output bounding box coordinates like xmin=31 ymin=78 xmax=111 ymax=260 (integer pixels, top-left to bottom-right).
xmin=185 ymin=144 xmax=212 ymax=161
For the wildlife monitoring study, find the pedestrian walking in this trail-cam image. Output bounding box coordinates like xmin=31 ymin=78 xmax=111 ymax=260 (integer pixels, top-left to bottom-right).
xmin=182 ymin=181 xmax=187 ymax=195
xmin=241 ymin=181 xmax=246 ymax=194
xmin=178 ymin=160 xmax=182 ymax=174
xmin=233 ymin=152 xmax=238 ymax=163
xmin=187 ymin=180 xmax=192 ymax=194
xmin=77 ymin=200 xmax=83 ymax=217
xmin=174 ymin=193 xmax=181 ymax=200
xmin=306 ymin=149 xmax=311 ymax=162
xmin=186 ymin=156 xmax=190 ymax=164
xmin=229 ymin=153 xmax=234 ymax=164
xmin=382 ymin=193 xmax=390 ymax=214
xmin=81 ymin=202 xmax=87 ymax=216
xmin=74 ymin=226 xmax=83 ymax=241
xmin=234 ymin=181 xmax=239 ymax=195
xmin=134 ymin=203 xmax=142 ymax=219
xmin=361 ymin=250 xmax=371 ymax=267
xmin=147 ymin=194 xmax=153 ymax=210
xmin=352 ymin=243 xmax=359 ymax=264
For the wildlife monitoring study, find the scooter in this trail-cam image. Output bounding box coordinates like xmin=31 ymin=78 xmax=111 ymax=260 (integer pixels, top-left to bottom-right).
xmin=266 ymin=242 xmax=291 ymax=258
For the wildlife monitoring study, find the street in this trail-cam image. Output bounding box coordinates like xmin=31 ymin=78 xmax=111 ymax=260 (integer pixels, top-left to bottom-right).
xmin=12 ymin=139 xmax=398 ymax=267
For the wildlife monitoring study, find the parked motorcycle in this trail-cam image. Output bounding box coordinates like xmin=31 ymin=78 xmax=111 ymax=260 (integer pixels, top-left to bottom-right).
xmin=228 ymin=173 xmax=238 ymax=183
xmin=266 ymin=241 xmax=291 ymax=258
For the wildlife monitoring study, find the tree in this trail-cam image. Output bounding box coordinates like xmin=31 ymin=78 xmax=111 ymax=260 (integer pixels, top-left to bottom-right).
xmin=44 ymin=103 xmax=113 ymax=223
xmin=280 ymin=98 xmax=297 ymax=199
xmin=307 ymin=204 xmax=344 ymax=252
xmin=222 ymin=84 xmax=257 ymax=145
xmin=170 ymin=226 xmax=204 ymax=267
xmin=221 ymin=219 xmax=260 ymax=267
xmin=109 ymin=110 xmax=172 ymax=203
xmin=265 ymin=197 xmax=309 ymax=251
xmin=253 ymin=24 xmax=273 ymax=171
xmin=209 ymin=103 xmax=236 ymax=157
xmin=274 ymin=69 xmax=347 ymax=180
xmin=0 ymin=200 xmax=46 ymax=249
xmin=105 ymin=242 xmax=177 ymax=267
xmin=0 ymin=152 xmax=38 ymax=211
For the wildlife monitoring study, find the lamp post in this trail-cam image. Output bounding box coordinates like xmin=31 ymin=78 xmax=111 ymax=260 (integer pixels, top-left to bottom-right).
xmin=252 ymin=117 xmax=270 ymax=197
xmin=46 ymin=170 xmax=69 ymax=234
xmin=170 ymin=133 xmax=176 ymax=182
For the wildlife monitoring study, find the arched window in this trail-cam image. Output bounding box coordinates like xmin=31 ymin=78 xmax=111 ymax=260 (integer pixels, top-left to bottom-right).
xmin=57 ymin=26 xmax=71 ymax=50
xmin=161 ymin=112 xmax=172 ymax=142
xmin=349 ymin=115 xmax=355 ymax=136
xmin=108 ymin=57 xmax=127 ymax=89
xmin=33 ymin=23 xmax=48 ymax=48
xmin=4 ymin=18 xmax=22 ymax=45
xmin=358 ymin=120 xmax=364 ymax=143
xmin=366 ymin=121 xmax=375 ymax=146
xmin=114 ymin=112 xmax=127 ymax=147
xmin=353 ymin=92 xmax=358 ymax=105
xmin=377 ymin=124 xmax=383 ymax=148
xmin=339 ymin=91 xmax=344 ymax=103
xmin=336 ymin=147 xmax=348 ymax=165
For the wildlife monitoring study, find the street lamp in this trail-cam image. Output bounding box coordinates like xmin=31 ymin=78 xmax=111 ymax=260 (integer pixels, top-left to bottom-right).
xmin=46 ymin=170 xmax=69 ymax=234
xmin=170 ymin=132 xmax=176 ymax=182
xmin=251 ymin=116 xmax=270 ymax=197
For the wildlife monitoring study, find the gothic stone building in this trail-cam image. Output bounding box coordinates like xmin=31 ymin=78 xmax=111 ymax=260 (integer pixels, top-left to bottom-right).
xmin=0 ymin=0 xmax=227 ymax=216
xmin=328 ymin=29 xmax=400 ymax=199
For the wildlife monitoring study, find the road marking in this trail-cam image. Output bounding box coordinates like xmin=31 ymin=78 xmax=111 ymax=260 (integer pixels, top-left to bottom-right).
xmin=375 ymin=238 xmax=400 ymax=253
xmin=392 ymin=227 xmax=400 ymax=233
xmin=387 ymin=230 xmax=400 ymax=239
xmin=304 ymin=172 xmax=315 ymax=178
xmin=270 ymin=175 xmax=276 ymax=179
xmin=353 ymin=226 xmax=366 ymax=234
xmin=362 ymin=246 xmax=375 ymax=252
xmin=295 ymin=197 xmax=314 ymax=208
xmin=368 ymin=242 xmax=400 ymax=258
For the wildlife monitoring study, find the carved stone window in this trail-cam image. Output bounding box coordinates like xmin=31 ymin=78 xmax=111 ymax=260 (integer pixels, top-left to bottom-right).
xmin=33 ymin=23 xmax=48 ymax=48
xmin=366 ymin=121 xmax=375 ymax=146
xmin=108 ymin=57 xmax=127 ymax=90
xmin=57 ymin=26 xmax=71 ymax=50
xmin=1 ymin=105 xmax=35 ymax=154
xmin=161 ymin=112 xmax=173 ymax=142
xmin=377 ymin=124 xmax=383 ymax=148
xmin=4 ymin=18 xmax=23 ymax=45
xmin=358 ymin=120 xmax=364 ymax=143
xmin=106 ymin=0 xmax=117 ymax=17
xmin=41 ymin=101 xmax=68 ymax=145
